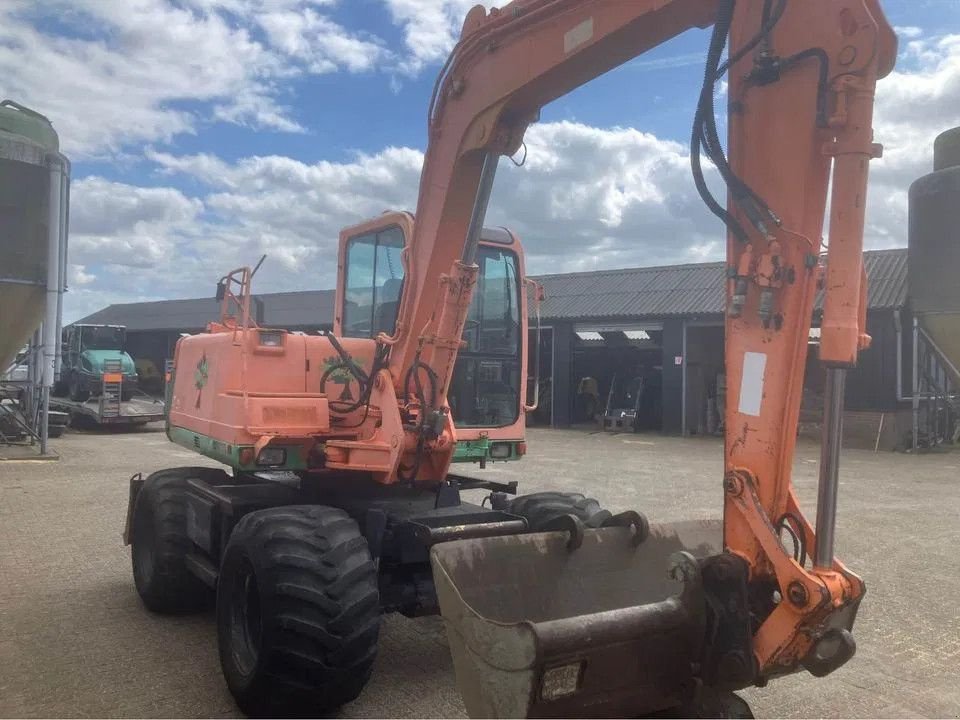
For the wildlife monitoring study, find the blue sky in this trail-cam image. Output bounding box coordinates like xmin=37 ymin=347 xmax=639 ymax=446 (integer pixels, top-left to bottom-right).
xmin=2 ymin=0 xmax=960 ymax=320
xmin=78 ymin=0 xmax=960 ymax=169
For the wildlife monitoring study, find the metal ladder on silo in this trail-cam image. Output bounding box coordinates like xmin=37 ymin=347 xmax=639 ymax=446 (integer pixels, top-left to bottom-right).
xmin=913 ymin=328 xmax=960 ymax=450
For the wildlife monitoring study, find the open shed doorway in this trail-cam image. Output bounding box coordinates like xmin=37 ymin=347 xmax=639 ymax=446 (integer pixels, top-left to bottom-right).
xmin=571 ymin=324 xmax=663 ymax=431
xmin=683 ymin=323 xmax=726 ymax=436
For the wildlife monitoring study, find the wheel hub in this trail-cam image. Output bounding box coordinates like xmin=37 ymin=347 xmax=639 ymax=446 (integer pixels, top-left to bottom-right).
xmin=230 ymin=559 xmax=262 ymax=677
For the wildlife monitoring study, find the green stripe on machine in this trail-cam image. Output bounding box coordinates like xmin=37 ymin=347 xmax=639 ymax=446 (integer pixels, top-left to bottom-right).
xmin=452 ymin=439 xmax=522 ymax=464
xmin=168 ymin=424 xmax=520 ymax=471
xmin=166 ymin=425 xmax=309 ymax=471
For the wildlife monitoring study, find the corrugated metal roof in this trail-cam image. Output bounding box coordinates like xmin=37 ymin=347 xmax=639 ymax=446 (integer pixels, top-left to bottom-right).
xmin=537 ymin=248 xmax=908 ymax=321
xmin=861 ymin=248 xmax=909 ymax=310
xmin=256 ymin=290 xmax=336 ymax=328
xmin=74 ymin=249 xmax=907 ymax=332
xmin=74 ymin=290 xmax=336 ymax=332
xmin=535 ymin=263 xmax=726 ymax=320
xmin=808 ymin=248 xmax=908 ymax=315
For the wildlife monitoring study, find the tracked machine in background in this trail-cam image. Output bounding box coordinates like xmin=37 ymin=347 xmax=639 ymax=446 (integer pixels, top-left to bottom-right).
xmin=125 ymin=0 xmax=896 ymax=717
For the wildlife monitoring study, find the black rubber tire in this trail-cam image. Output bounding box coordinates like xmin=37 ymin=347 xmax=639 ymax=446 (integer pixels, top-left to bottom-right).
xmin=131 ymin=466 xmax=230 ymax=613
xmin=494 ymin=491 xmax=613 ymax=531
xmin=68 ymin=373 xmax=89 ymax=402
xmin=217 ymin=505 xmax=380 ymax=718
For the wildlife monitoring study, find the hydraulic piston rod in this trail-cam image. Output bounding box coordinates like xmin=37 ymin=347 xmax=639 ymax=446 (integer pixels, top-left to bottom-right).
xmin=814 ymin=367 xmax=846 ymax=569
xmin=461 ymin=152 xmax=499 ymax=266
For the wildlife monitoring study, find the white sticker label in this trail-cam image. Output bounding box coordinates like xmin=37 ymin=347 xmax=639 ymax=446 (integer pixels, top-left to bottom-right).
xmin=738 ymin=352 xmax=767 ymax=417
xmin=564 ymin=18 xmax=594 ymax=54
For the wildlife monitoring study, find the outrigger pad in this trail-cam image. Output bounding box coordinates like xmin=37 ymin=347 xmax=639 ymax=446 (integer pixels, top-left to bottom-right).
xmin=430 ymin=519 xmax=723 ymax=719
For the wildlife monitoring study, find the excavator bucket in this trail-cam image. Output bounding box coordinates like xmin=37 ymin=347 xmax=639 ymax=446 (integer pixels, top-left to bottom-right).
xmin=430 ymin=519 xmax=723 ymax=718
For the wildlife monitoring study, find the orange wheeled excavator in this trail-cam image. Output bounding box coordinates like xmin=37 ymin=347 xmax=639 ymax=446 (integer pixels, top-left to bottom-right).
xmin=124 ymin=0 xmax=896 ymax=717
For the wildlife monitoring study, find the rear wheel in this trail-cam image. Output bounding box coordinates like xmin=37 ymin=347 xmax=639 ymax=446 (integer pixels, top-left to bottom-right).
xmin=492 ymin=491 xmax=613 ymax=531
xmin=217 ymin=505 xmax=380 ymax=718
xmin=131 ymin=466 xmax=229 ymax=613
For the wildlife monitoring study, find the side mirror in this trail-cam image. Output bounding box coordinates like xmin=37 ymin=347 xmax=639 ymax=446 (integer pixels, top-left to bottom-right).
xmin=215 ymin=279 xmax=226 ymax=302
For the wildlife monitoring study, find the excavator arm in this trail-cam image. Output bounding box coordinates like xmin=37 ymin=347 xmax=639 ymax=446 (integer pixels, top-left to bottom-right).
xmin=407 ymin=0 xmax=896 ymax=707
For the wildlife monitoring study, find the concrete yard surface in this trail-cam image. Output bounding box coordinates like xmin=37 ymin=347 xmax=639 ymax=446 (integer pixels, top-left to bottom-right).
xmin=0 ymin=427 xmax=958 ymax=718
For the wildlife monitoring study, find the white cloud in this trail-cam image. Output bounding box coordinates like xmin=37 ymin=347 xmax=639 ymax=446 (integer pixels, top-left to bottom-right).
xmin=48 ymin=20 xmax=960 ymax=319
xmin=68 ymin=265 xmax=96 ymax=287
xmin=863 ymin=33 xmax=960 ymax=248
xmin=71 ymin=178 xmax=202 ymax=236
xmin=895 ymin=26 xmax=923 ymax=40
xmin=212 ymin=90 xmax=306 ymax=135
xmin=380 ymin=0 xmax=478 ymax=75
xmin=628 ymin=52 xmax=706 ymax=73
xmin=65 ymin=121 xmax=724 ymax=320
xmin=258 ymin=8 xmax=388 ymax=74
xmin=0 ymin=0 xmax=493 ymax=157
xmin=69 ymin=177 xmax=203 ymax=274
xmin=487 ymin=122 xmax=723 ymax=273
xmin=0 ymin=0 xmax=395 ymax=157
xmin=874 ymin=34 xmax=960 ymax=173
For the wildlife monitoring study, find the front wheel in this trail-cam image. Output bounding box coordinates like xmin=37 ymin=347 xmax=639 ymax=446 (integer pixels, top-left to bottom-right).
xmin=68 ymin=373 xmax=89 ymax=402
xmin=217 ymin=505 xmax=380 ymax=718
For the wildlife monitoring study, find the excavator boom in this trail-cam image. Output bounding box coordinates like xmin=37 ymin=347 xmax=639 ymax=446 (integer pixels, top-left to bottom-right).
xmin=421 ymin=0 xmax=896 ymax=715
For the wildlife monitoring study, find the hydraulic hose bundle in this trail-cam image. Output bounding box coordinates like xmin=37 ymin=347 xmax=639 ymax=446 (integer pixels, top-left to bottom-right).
xmin=691 ymin=0 xmax=832 ymax=244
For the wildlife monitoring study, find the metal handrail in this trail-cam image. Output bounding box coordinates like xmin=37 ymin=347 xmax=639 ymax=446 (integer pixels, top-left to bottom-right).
xmin=918 ymin=326 xmax=960 ymax=386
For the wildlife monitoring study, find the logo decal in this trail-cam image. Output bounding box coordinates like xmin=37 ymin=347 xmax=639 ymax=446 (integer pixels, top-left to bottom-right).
xmin=194 ymin=353 xmax=209 ymax=408
xmin=322 ymin=354 xmax=366 ymax=402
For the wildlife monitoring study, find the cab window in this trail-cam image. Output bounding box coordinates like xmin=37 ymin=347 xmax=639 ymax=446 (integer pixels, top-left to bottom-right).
xmin=81 ymin=326 xmax=126 ymax=351
xmin=342 ymin=227 xmax=405 ymax=337
xmin=462 ymin=249 xmax=521 ymax=355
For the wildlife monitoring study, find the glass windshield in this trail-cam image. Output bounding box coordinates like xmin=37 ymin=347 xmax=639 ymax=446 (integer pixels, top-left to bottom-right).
xmin=81 ymin=326 xmax=125 ymax=351
xmin=449 ymin=247 xmax=522 ymax=428
xmin=342 ymin=227 xmax=405 ymax=337
xmin=462 ymin=248 xmax=521 ymax=355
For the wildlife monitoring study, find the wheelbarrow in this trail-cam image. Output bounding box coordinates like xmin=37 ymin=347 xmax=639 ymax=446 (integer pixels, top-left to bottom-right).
xmin=430 ymin=518 xmax=729 ymax=718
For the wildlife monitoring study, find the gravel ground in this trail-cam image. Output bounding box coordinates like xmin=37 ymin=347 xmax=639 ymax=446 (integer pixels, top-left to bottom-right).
xmin=0 ymin=425 xmax=958 ymax=718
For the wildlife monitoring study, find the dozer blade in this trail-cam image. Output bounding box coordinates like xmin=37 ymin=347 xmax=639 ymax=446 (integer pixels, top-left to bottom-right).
xmin=430 ymin=519 xmax=723 ymax=719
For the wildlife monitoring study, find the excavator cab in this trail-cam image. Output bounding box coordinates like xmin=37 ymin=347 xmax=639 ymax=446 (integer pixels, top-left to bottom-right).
xmin=334 ymin=213 xmax=533 ymax=466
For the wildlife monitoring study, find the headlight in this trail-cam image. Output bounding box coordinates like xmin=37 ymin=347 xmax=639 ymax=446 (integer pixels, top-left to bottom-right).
xmin=489 ymin=442 xmax=512 ymax=459
xmin=257 ymin=447 xmax=287 ymax=466
xmin=80 ymin=357 xmax=94 ymax=372
xmin=258 ymin=331 xmax=284 ymax=347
